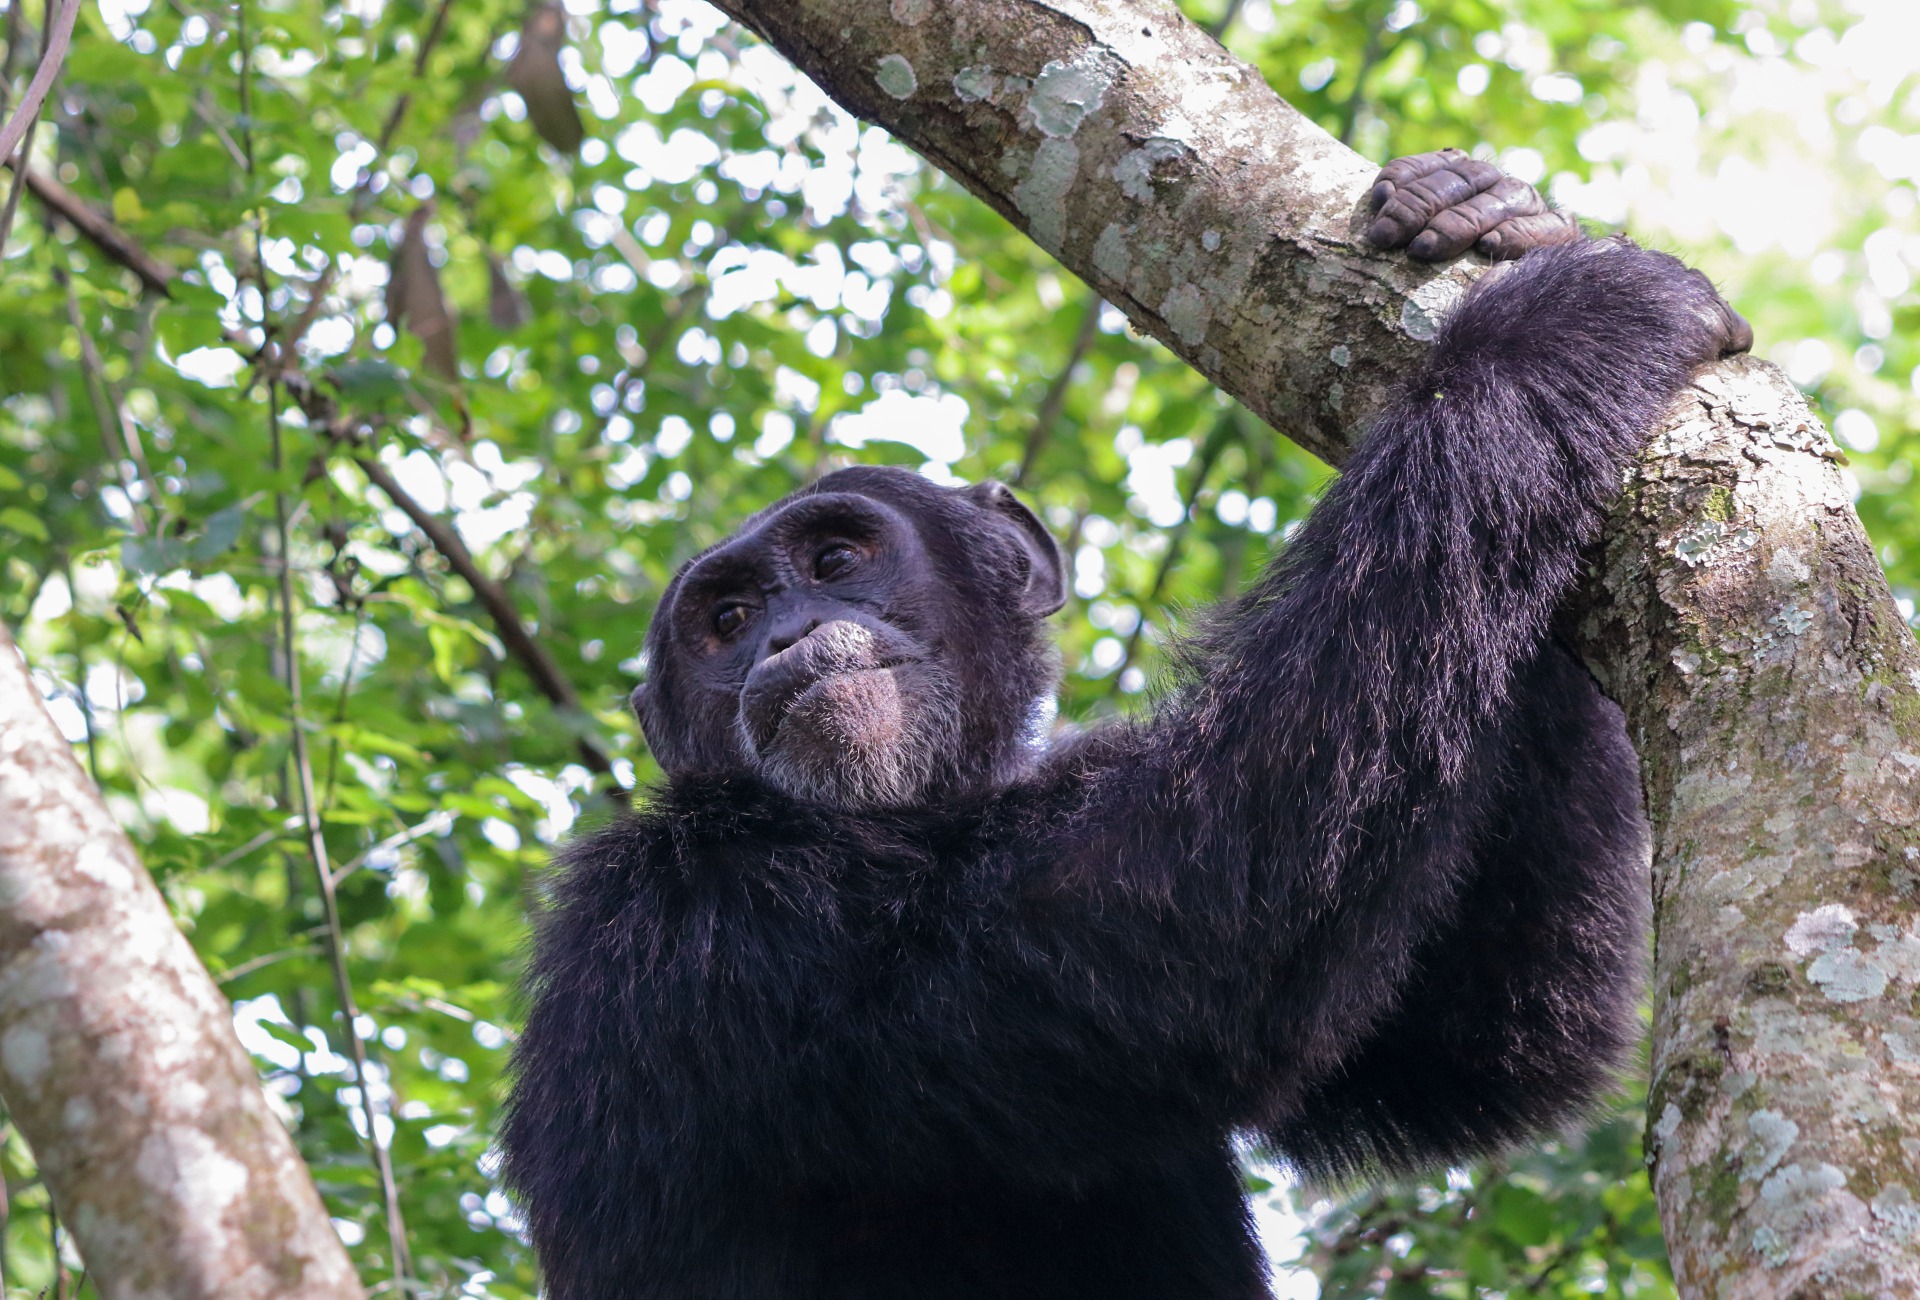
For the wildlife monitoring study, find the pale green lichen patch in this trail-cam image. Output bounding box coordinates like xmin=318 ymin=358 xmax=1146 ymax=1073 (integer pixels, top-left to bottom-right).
xmin=1011 ymin=138 xmax=1079 ymax=253
xmin=1784 ymin=904 xmax=1920 ymax=1003
xmin=1092 ymin=223 xmax=1130 ymax=284
xmin=1113 ymin=138 xmax=1187 ymax=202
xmin=875 ymin=54 xmax=918 ymax=100
xmin=1398 ymin=278 xmax=1462 ymax=343
xmin=1161 ymin=282 xmax=1210 ymax=348
xmin=1774 ymin=604 xmax=1815 ymax=635
xmin=953 ymin=65 xmax=997 ymax=103
xmin=1676 ymin=520 xmax=1725 ymax=565
xmin=1812 ymin=943 xmax=1893 ymax=1002
xmin=1026 ymin=53 xmax=1110 ymax=138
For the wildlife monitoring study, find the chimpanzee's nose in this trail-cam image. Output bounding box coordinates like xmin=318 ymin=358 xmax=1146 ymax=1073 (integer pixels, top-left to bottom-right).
xmin=765 ymin=615 xmax=823 ymax=657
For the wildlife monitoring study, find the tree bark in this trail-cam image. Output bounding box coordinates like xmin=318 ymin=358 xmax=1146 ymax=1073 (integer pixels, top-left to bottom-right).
xmin=710 ymin=1 xmax=1920 ymax=1294
xmin=0 ymin=623 xmax=364 ymax=1300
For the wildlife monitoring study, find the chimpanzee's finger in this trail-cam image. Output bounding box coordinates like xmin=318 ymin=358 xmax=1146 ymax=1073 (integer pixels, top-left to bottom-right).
xmin=1405 ymin=177 xmax=1551 ymax=261
xmin=1367 ymin=148 xmax=1470 ymax=213
xmin=1475 ymin=211 xmax=1585 ymax=261
xmin=1366 ymin=153 xmax=1506 ymax=250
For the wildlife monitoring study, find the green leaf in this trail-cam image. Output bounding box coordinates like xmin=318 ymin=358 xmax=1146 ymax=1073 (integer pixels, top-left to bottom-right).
xmin=0 ymin=507 xmax=46 ymax=541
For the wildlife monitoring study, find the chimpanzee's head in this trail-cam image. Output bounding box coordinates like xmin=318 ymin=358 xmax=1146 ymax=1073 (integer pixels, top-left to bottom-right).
xmin=632 ymin=466 xmax=1067 ymax=809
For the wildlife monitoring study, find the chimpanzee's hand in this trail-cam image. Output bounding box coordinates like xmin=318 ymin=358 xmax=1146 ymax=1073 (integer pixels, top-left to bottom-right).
xmin=1635 ymin=243 xmax=1755 ymax=362
xmin=1365 ymin=149 xmax=1584 ymax=262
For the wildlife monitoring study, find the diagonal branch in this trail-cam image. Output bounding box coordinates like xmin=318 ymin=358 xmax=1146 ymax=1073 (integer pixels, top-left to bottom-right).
xmin=353 ymin=452 xmax=615 ymax=778
xmin=277 ymin=373 xmax=617 ymax=777
xmin=0 ymin=0 xmax=76 ymax=164
xmin=0 ymin=622 xmax=365 ymax=1299
xmin=3 ymin=160 xmax=175 ymax=295
xmin=1012 ymin=296 xmax=1101 ymax=486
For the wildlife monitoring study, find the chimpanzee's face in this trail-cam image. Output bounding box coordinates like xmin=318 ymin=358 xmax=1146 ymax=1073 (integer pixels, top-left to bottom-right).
xmin=632 ymin=466 xmax=1066 ymax=809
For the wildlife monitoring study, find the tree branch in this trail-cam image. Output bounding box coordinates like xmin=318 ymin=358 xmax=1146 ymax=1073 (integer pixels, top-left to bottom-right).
xmin=0 ymin=622 xmax=364 ymax=1300
xmin=1013 ymin=295 xmax=1101 ymax=486
xmin=714 ymin=2 xmax=1920 ymax=1294
xmin=266 ymin=385 xmax=412 ymax=1290
xmin=353 ymin=452 xmax=616 ymax=777
xmin=708 ymin=0 xmax=1453 ymax=465
xmin=0 ymin=0 xmax=75 ymax=166
xmin=3 ymin=160 xmax=175 ymax=295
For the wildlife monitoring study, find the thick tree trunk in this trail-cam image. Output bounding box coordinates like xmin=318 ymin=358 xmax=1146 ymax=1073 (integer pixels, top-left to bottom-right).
xmin=0 ymin=623 xmax=364 ymax=1300
xmin=712 ymin=1 xmax=1920 ymax=1294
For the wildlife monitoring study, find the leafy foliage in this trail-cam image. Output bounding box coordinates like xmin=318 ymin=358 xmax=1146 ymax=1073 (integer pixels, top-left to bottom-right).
xmin=0 ymin=0 xmax=1914 ymax=1294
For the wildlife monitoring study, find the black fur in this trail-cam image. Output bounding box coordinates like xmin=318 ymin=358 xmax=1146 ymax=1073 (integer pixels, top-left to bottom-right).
xmin=501 ymin=239 xmax=1735 ymax=1298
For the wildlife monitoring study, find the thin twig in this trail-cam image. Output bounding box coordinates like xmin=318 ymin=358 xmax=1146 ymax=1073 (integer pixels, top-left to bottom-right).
xmin=213 ymin=939 xmax=325 ymax=986
xmin=0 ymin=96 xmax=33 ymax=258
xmin=354 ymin=452 xmax=615 ymax=776
xmin=267 ymin=379 xmax=414 ymax=1289
xmin=0 ymin=0 xmax=26 ymax=111
xmin=58 ymin=267 xmax=160 ymax=533
xmin=1206 ymin=0 xmax=1246 ymax=39
xmin=50 ymin=1203 xmax=65 ymax=1300
xmin=317 ymin=601 xmax=370 ymax=810
xmin=0 ymin=0 xmax=67 ymax=260
xmin=1 ymin=160 xmax=174 ymax=294
xmin=1013 ymin=297 xmax=1102 ymax=487
xmin=204 ymin=815 xmax=304 ymax=874
xmin=1107 ymin=411 xmax=1238 ymax=694
xmin=0 ymin=0 xmax=74 ymax=162
xmin=386 ymin=991 xmax=520 ymax=1043
xmin=60 ymin=557 xmax=102 ymax=785
xmin=329 ymin=809 xmax=455 ymax=889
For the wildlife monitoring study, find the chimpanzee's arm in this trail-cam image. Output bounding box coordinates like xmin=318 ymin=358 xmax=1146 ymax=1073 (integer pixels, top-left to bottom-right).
xmin=1038 ymin=234 xmax=1746 ymax=1146
xmin=1265 ymin=639 xmax=1651 ymax=1176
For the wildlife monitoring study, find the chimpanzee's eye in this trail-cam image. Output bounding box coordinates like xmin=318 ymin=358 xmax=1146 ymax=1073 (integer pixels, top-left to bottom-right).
xmin=713 ymin=601 xmax=754 ymax=639
xmin=814 ymin=544 xmax=860 ymax=581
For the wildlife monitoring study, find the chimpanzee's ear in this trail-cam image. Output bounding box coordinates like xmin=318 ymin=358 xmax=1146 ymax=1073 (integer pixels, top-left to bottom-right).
xmin=966 ymin=480 xmax=1067 ymax=617
xmin=629 ymin=673 xmax=684 ymax=772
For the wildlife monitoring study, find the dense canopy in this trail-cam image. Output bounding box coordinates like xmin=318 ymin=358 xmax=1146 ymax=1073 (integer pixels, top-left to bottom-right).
xmin=1 ymin=0 xmax=1916 ymax=1294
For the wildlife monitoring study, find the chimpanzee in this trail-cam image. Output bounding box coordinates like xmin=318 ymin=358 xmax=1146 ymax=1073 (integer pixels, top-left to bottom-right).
xmin=500 ymin=150 xmax=1751 ymax=1299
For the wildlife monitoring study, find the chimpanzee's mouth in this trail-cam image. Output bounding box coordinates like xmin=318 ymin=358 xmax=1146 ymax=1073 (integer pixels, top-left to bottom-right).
xmin=740 ymin=623 xmax=917 ymax=754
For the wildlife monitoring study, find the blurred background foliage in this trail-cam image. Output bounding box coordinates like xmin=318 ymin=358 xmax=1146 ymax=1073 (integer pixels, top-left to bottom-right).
xmin=0 ymin=0 xmax=1914 ymax=1292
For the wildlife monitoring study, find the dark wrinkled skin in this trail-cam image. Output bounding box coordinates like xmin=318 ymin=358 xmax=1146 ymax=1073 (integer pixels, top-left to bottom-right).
xmin=502 ymin=156 xmax=1752 ymax=1300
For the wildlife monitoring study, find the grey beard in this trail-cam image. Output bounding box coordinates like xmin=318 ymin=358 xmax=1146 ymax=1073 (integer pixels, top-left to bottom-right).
xmin=744 ymin=669 xmax=963 ymax=811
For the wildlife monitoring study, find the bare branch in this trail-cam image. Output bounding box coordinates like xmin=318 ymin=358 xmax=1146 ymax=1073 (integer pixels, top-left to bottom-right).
xmin=1013 ymin=296 xmax=1101 ymax=487
xmin=266 ymin=385 xmax=413 ymax=1290
xmin=0 ymin=0 xmax=75 ymax=166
